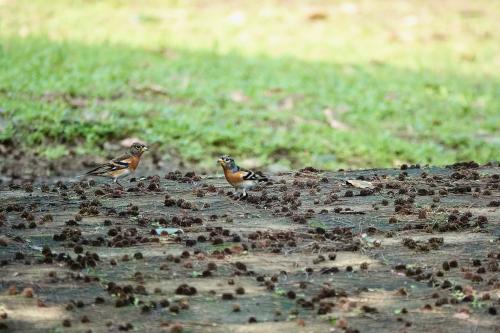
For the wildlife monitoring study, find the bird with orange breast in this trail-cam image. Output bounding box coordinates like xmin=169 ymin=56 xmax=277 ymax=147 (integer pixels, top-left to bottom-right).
xmin=86 ymin=142 xmax=148 ymax=187
xmin=217 ymin=155 xmax=268 ymax=199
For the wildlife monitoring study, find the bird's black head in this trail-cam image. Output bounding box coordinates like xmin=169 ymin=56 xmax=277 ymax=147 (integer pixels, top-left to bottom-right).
xmin=217 ymin=155 xmax=236 ymax=170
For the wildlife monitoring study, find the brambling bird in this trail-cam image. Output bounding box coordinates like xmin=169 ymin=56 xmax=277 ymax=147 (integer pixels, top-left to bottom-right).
xmin=86 ymin=142 xmax=148 ymax=186
xmin=217 ymin=155 xmax=268 ymax=199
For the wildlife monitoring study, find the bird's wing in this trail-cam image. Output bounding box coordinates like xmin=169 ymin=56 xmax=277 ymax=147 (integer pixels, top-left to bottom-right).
xmin=238 ymin=167 xmax=268 ymax=181
xmin=112 ymin=153 xmax=134 ymax=167
xmin=86 ymin=154 xmax=131 ymax=175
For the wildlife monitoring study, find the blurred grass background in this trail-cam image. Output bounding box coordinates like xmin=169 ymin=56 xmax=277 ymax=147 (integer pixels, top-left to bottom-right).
xmin=0 ymin=0 xmax=499 ymax=170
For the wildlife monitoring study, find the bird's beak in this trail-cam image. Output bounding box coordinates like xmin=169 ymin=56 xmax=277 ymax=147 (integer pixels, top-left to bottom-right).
xmin=142 ymin=146 xmax=149 ymax=152
xmin=217 ymin=158 xmax=224 ymax=166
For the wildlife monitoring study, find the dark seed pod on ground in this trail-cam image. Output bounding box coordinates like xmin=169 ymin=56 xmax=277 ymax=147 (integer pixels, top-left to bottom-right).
xmin=361 ymin=305 xmax=378 ymax=313
xmin=234 ymin=262 xmax=247 ymax=271
xmin=441 ymin=280 xmax=452 ymax=289
xmin=175 ymin=284 xmax=197 ymax=296
xmin=170 ymin=323 xmax=183 ymax=333
xmin=222 ymin=293 xmax=234 ymax=300
xmin=442 ymin=261 xmax=450 ymax=271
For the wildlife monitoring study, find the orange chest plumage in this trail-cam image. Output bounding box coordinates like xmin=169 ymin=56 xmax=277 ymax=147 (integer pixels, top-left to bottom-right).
xmin=223 ymin=169 xmax=244 ymax=186
xmin=123 ymin=155 xmax=141 ymax=171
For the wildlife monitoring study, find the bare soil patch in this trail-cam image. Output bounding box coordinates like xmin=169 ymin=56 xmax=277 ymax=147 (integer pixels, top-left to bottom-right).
xmin=0 ymin=162 xmax=499 ymax=332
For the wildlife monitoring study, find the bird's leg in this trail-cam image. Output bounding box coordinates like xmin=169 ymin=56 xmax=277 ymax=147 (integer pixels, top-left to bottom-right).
xmin=235 ymin=189 xmax=247 ymax=201
xmin=114 ymin=178 xmax=124 ymax=189
xmin=232 ymin=188 xmax=240 ymax=200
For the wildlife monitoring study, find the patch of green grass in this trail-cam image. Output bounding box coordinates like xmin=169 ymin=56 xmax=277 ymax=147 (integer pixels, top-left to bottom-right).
xmin=328 ymin=317 xmax=337 ymax=326
xmin=40 ymin=145 xmax=69 ymax=159
xmin=0 ymin=0 xmax=499 ymax=169
xmin=452 ymin=290 xmax=466 ymax=300
xmin=308 ymin=220 xmax=327 ymax=229
xmin=206 ymin=242 xmax=234 ymax=252
xmin=274 ymin=287 xmax=286 ymax=296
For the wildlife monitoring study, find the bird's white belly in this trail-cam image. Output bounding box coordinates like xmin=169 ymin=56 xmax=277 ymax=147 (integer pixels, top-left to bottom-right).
xmin=114 ymin=169 xmax=131 ymax=179
xmin=237 ymin=180 xmax=256 ymax=190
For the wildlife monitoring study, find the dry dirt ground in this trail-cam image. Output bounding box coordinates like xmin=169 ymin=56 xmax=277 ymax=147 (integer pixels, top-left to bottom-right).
xmin=0 ymin=162 xmax=499 ymax=333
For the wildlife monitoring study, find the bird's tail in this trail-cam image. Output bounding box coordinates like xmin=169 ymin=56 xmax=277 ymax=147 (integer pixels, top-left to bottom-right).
xmin=85 ymin=165 xmax=106 ymax=176
xmin=255 ymin=171 xmax=269 ymax=182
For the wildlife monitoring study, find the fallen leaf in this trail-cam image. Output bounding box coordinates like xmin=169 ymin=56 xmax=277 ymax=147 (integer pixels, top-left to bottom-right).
xmin=63 ymin=95 xmax=87 ymax=109
xmin=323 ymin=108 xmax=350 ymax=130
xmin=346 ymin=179 xmax=374 ymax=189
xmin=229 ymin=91 xmax=249 ymax=103
xmin=133 ymin=84 xmax=169 ymax=95
xmin=307 ymin=11 xmax=328 ymax=21
xmin=278 ymin=96 xmax=295 ymax=110
xmin=264 ymin=87 xmax=283 ymax=96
